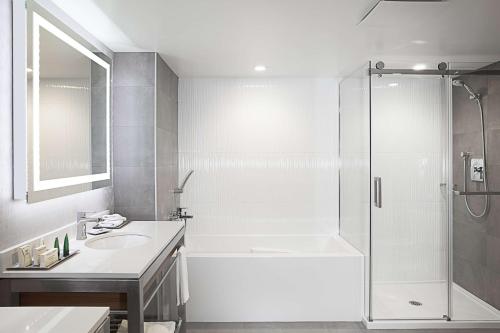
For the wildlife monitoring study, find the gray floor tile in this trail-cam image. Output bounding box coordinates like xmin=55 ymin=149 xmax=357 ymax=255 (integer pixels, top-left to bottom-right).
xmin=184 ymin=322 xmax=500 ymax=333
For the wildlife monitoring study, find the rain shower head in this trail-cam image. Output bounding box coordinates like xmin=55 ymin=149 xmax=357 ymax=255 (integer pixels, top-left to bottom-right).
xmin=452 ymin=79 xmax=480 ymax=101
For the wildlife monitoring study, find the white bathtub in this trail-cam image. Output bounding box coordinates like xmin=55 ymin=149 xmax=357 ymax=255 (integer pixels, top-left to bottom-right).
xmin=186 ymin=235 xmax=363 ymax=322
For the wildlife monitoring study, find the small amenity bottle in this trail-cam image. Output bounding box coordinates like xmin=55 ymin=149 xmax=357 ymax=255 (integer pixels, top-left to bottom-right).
xmin=63 ymin=234 xmax=70 ymax=257
xmin=54 ymin=237 xmax=60 ymax=259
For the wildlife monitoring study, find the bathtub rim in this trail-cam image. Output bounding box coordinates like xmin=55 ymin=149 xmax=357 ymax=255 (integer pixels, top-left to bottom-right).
xmin=186 ymin=234 xmax=363 ymax=258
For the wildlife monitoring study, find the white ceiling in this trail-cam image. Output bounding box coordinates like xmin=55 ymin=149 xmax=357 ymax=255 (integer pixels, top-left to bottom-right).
xmin=50 ymin=0 xmax=500 ymax=77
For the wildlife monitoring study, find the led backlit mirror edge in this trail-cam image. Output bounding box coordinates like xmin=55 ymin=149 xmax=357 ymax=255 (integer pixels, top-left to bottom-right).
xmin=12 ymin=0 xmax=113 ymax=200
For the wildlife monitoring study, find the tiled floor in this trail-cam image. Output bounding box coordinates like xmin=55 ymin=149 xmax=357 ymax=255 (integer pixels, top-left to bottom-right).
xmin=185 ymin=322 xmax=500 ymax=333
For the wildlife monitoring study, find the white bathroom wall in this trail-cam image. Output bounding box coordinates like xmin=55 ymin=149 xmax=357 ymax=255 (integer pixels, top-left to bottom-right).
xmin=179 ymin=78 xmax=339 ymax=235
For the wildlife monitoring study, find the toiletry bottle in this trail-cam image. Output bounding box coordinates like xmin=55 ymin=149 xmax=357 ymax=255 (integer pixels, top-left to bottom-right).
xmin=54 ymin=237 xmax=60 ymax=260
xmin=63 ymin=234 xmax=70 ymax=257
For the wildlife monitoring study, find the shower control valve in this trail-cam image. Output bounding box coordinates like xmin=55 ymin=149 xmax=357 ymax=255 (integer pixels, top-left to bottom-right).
xmin=471 ymin=158 xmax=485 ymax=182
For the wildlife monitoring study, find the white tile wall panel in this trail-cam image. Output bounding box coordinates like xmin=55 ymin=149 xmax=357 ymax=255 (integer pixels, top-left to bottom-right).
xmin=179 ymin=78 xmax=339 ymax=235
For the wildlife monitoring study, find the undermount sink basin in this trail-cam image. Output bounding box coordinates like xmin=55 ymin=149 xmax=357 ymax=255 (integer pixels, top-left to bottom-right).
xmin=85 ymin=233 xmax=152 ymax=250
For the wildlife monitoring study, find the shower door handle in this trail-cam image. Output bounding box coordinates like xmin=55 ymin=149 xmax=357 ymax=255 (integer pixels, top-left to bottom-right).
xmin=374 ymin=177 xmax=382 ymax=208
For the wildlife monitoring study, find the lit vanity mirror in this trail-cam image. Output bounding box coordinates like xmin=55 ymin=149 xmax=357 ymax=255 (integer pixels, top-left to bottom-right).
xmin=14 ymin=0 xmax=112 ymax=202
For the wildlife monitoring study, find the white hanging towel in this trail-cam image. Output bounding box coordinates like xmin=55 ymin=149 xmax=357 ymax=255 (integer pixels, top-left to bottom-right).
xmin=176 ymin=246 xmax=190 ymax=305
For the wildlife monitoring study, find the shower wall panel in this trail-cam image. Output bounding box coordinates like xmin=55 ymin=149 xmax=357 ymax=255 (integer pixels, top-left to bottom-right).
xmin=453 ymin=70 xmax=500 ymax=311
xmin=178 ymin=78 xmax=339 ymax=235
xmin=113 ymin=53 xmax=179 ymax=220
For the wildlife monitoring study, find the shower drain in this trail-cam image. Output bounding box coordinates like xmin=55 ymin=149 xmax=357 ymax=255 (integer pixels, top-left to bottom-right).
xmin=409 ymin=300 xmax=423 ymax=306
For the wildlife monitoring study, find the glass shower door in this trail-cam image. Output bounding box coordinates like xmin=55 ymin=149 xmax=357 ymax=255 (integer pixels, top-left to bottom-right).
xmin=370 ymin=73 xmax=449 ymax=320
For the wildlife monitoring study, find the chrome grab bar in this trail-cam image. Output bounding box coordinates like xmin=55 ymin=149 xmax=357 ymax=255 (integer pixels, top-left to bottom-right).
xmin=373 ymin=177 xmax=382 ymax=208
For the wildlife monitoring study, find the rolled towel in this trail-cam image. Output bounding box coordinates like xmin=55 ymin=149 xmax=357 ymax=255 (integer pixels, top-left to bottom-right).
xmin=117 ymin=320 xmax=175 ymax=333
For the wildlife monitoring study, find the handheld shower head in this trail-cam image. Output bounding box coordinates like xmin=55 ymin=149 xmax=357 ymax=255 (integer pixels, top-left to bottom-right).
xmin=174 ymin=170 xmax=194 ymax=194
xmin=452 ymin=79 xmax=480 ymax=100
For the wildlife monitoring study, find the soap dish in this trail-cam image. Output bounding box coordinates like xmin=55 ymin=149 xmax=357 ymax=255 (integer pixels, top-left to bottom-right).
xmin=6 ymin=250 xmax=80 ymax=271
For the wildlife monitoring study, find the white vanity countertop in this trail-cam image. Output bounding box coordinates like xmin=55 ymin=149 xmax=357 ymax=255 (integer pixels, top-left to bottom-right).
xmin=0 ymin=221 xmax=184 ymax=279
xmin=0 ymin=307 xmax=108 ymax=333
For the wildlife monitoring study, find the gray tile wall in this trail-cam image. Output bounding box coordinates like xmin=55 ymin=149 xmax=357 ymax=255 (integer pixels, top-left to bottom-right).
xmin=113 ymin=52 xmax=156 ymax=220
xmin=113 ymin=53 xmax=179 ymax=220
xmin=155 ymin=55 xmax=179 ymax=220
xmin=0 ymin=0 xmax=113 ymax=250
xmin=452 ymin=66 xmax=500 ymax=310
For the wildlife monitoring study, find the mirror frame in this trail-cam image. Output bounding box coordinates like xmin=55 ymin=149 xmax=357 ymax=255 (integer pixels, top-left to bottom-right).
xmin=13 ymin=0 xmax=113 ymax=200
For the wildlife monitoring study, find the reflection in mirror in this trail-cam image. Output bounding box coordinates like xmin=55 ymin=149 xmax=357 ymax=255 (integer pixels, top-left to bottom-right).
xmin=25 ymin=7 xmax=111 ymax=202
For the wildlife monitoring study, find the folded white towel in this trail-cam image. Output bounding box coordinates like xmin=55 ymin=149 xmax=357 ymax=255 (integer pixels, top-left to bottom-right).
xmin=102 ymin=214 xmax=126 ymax=221
xmin=176 ymin=246 xmax=190 ymax=305
xmin=117 ymin=320 xmax=175 ymax=333
xmin=98 ymin=219 xmax=126 ymax=228
xmin=96 ymin=214 xmax=127 ymax=228
xmin=102 ymin=214 xmax=126 ymax=220
xmin=104 ymin=217 xmax=126 ymax=222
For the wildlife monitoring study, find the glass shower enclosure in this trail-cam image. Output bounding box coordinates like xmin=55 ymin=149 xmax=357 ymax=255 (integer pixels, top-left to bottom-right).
xmin=339 ymin=61 xmax=500 ymax=326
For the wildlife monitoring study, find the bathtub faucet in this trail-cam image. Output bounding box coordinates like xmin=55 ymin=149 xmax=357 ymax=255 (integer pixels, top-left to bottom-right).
xmin=168 ymin=207 xmax=194 ymax=222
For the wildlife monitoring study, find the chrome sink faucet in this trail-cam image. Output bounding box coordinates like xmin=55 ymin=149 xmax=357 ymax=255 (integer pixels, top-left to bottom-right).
xmin=76 ymin=212 xmax=102 ymax=240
